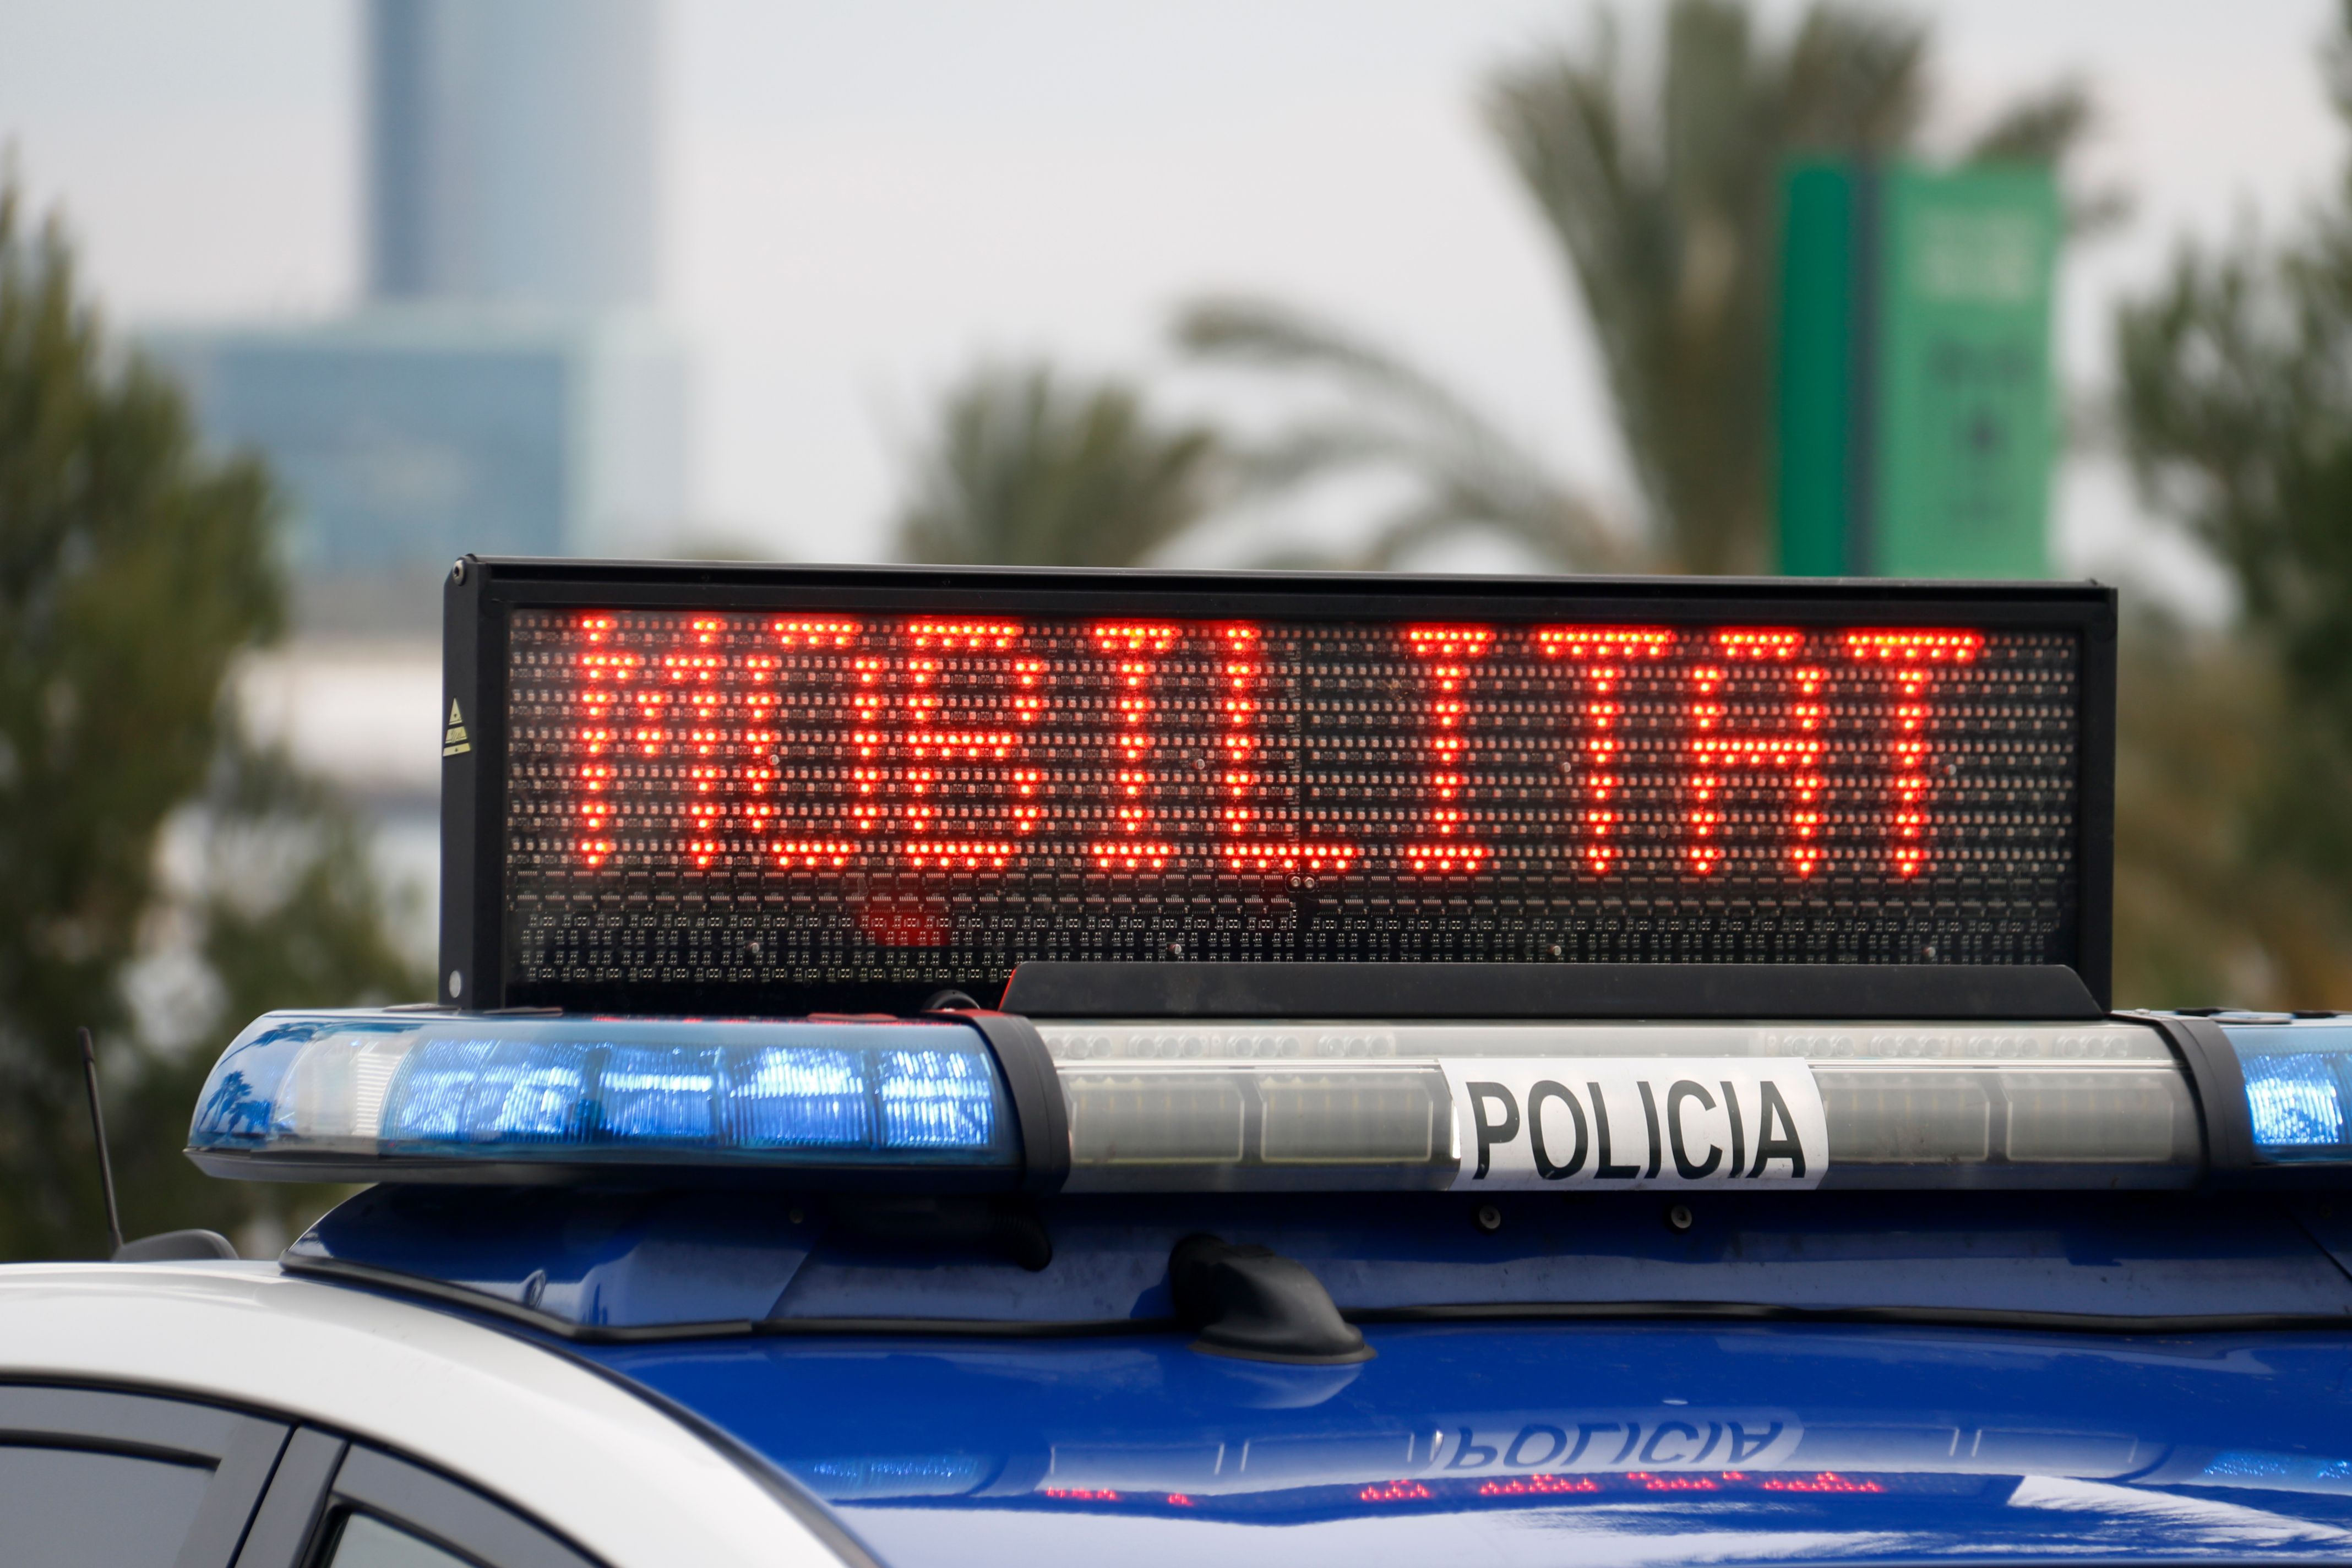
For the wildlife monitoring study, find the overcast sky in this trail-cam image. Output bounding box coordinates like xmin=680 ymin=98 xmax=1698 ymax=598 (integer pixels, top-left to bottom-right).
xmin=2 ymin=0 xmax=2343 ymax=605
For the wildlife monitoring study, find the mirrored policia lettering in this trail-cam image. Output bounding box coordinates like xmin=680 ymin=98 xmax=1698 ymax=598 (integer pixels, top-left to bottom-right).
xmin=1445 ymin=1059 xmax=1829 ymax=1190
xmin=1433 ymin=1411 xmax=1804 ymax=1474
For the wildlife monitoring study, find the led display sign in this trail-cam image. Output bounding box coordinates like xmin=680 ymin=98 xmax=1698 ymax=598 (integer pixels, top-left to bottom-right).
xmin=440 ymin=561 xmax=2114 ymax=1015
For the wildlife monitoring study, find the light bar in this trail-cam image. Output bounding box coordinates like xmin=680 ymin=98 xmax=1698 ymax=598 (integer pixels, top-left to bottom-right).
xmin=1039 ymin=1019 xmax=2198 ymax=1191
xmin=440 ymin=560 xmax=2116 ymax=1017
xmin=187 ymin=1011 xmax=1021 ymax=1182
xmin=189 ymin=1010 xmax=2231 ymax=1191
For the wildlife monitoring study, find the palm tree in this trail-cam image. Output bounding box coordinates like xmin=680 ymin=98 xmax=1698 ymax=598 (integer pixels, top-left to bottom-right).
xmin=2110 ymin=608 xmax=2352 ymax=1007
xmin=1178 ymin=0 xmax=2100 ymax=574
xmin=892 ymin=360 xmax=1221 ymax=569
xmin=2107 ymin=0 xmax=2352 ymax=1005
xmin=1173 ymin=300 xmax=1632 ymax=570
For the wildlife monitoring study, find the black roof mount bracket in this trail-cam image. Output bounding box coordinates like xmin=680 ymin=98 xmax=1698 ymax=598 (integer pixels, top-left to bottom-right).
xmin=1169 ymin=1233 xmax=1374 ymax=1365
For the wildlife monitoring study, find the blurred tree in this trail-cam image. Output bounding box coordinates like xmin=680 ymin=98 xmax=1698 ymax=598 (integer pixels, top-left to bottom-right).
xmin=2113 ymin=0 xmax=2352 ymax=1006
xmin=1173 ymin=301 xmax=1629 ymax=570
xmin=2110 ymin=611 xmax=2352 ymax=1006
xmin=1178 ymin=0 xmax=2100 ymax=573
xmin=0 ymin=172 xmax=424 ymax=1259
xmin=892 ymin=361 xmax=1220 ymax=568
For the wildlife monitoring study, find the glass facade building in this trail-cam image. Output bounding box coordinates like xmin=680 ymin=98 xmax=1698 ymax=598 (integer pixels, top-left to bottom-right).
xmin=145 ymin=0 xmax=682 ymax=587
xmin=148 ymin=309 xmax=685 ymax=575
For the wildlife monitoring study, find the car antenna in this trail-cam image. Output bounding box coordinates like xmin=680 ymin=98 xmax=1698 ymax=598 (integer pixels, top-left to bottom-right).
xmin=78 ymin=1026 xmax=125 ymax=1258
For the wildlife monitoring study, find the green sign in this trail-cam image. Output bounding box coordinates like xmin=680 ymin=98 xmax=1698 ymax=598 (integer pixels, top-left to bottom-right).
xmin=1776 ymin=162 xmax=2060 ymax=578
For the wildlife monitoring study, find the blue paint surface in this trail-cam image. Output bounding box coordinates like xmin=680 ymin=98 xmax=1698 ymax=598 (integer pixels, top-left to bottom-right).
xmin=585 ymin=1321 xmax=2352 ymax=1566
xmin=295 ymin=1179 xmax=2352 ymax=1559
xmin=295 ymin=1188 xmax=2352 ymax=1330
xmin=299 ymin=1185 xmax=816 ymax=1325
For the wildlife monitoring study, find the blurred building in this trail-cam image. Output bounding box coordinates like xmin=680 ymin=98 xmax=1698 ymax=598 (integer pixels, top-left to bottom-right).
xmin=368 ymin=0 xmax=658 ymax=311
xmin=145 ymin=0 xmax=683 ymax=956
xmin=148 ymin=308 xmax=685 ymax=587
xmin=149 ymin=0 xmax=684 ymax=634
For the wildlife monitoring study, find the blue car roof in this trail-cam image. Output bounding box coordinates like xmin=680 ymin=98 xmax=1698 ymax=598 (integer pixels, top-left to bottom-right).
xmin=279 ymin=1182 xmax=2352 ymax=1564
xmin=289 ymin=1188 xmax=2352 ymax=1334
xmin=580 ymin=1319 xmax=2352 ymax=1566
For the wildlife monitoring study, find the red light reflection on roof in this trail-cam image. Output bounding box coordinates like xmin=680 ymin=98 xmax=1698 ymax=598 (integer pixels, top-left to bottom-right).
xmin=1039 ymin=1488 xmax=1120 ymax=1501
xmin=1758 ymin=1472 xmax=1885 ymax=1494
xmin=1359 ymin=1479 xmax=1433 ymax=1503
xmin=1477 ymin=1474 xmax=1600 ymax=1496
xmin=1625 ymin=1471 xmax=1719 ymax=1491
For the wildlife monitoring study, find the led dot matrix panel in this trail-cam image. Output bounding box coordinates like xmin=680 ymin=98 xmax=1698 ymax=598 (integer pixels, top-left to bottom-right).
xmin=441 ymin=561 xmax=2115 ymax=1014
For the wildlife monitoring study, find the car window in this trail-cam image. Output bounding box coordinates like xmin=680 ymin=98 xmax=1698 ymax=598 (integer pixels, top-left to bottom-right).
xmin=318 ymin=1446 xmax=597 ymax=1568
xmin=320 ymin=1511 xmax=478 ymax=1568
xmin=232 ymin=1435 xmax=598 ymax=1568
xmin=0 ymin=1443 xmax=216 ymax=1568
xmin=0 ymin=1384 xmax=594 ymax=1568
xmin=0 ymin=1384 xmax=287 ymax=1568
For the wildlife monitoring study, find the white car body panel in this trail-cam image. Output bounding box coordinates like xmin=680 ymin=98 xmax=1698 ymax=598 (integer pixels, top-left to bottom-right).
xmin=0 ymin=1261 xmax=851 ymax=1568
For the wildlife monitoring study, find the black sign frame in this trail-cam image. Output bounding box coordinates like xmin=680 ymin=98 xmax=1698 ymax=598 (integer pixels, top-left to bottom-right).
xmin=439 ymin=556 xmax=2116 ymax=1019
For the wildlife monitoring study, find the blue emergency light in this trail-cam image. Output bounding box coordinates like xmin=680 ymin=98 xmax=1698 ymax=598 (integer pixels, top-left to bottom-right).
xmin=2226 ymin=1020 xmax=2352 ymax=1158
xmin=187 ymin=1011 xmax=1038 ymax=1186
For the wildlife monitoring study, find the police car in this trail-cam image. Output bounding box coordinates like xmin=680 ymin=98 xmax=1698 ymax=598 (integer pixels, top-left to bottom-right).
xmin=8 ymin=558 xmax=2352 ymax=1568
